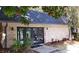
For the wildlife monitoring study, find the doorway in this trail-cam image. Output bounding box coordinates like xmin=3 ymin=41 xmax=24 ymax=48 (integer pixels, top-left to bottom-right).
xmin=17 ymin=27 xmax=44 ymax=47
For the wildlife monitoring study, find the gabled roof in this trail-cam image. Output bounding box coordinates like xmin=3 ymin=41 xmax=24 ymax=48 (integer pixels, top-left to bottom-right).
xmin=0 ymin=10 xmax=9 ymax=20
xmin=0 ymin=10 xmax=68 ymax=24
xmin=0 ymin=10 xmax=17 ymax=22
xmin=27 ymin=10 xmax=68 ymax=24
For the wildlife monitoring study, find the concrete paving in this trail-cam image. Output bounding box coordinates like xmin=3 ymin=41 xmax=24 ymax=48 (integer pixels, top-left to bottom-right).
xmin=32 ymin=45 xmax=60 ymax=53
xmin=32 ymin=41 xmax=79 ymax=53
xmin=66 ymin=44 xmax=79 ymax=53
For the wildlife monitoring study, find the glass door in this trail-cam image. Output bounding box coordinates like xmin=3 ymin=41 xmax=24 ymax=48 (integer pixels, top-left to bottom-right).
xmin=17 ymin=27 xmax=44 ymax=47
xmin=17 ymin=27 xmax=31 ymax=44
xmin=31 ymin=28 xmax=44 ymax=44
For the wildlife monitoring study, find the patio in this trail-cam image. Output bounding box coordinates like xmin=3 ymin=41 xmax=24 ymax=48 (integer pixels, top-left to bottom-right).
xmin=0 ymin=40 xmax=79 ymax=53
xmin=32 ymin=45 xmax=61 ymax=53
xmin=28 ymin=40 xmax=79 ymax=53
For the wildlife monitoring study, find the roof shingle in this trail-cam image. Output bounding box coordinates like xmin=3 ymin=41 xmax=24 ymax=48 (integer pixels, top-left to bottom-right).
xmin=0 ymin=10 xmax=68 ymax=24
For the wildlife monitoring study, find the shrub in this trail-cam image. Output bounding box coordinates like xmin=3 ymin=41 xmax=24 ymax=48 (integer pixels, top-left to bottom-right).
xmin=11 ymin=38 xmax=32 ymax=52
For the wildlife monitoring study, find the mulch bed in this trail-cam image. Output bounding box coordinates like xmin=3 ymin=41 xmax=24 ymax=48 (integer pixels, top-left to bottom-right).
xmin=0 ymin=48 xmax=10 ymax=53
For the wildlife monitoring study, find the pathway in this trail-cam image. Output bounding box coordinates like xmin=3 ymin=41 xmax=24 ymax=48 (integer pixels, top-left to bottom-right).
xmin=32 ymin=45 xmax=61 ymax=53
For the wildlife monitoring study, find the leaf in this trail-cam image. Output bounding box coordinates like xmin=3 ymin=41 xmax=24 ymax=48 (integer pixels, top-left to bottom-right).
xmin=20 ymin=16 xmax=30 ymax=25
xmin=18 ymin=6 xmax=29 ymax=15
xmin=42 ymin=6 xmax=65 ymax=19
xmin=2 ymin=6 xmax=16 ymax=17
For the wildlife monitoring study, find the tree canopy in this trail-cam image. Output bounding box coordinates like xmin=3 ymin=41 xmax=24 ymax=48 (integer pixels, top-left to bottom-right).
xmin=0 ymin=6 xmax=39 ymax=24
xmin=0 ymin=6 xmax=66 ymax=22
xmin=0 ymin=6 xmax=70 ymax=24
xmin=42 ymin=6 xmax=66 ymax=18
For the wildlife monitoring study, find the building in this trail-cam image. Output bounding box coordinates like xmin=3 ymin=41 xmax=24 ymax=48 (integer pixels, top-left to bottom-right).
xmin=0 ymin=10 xmax=69 ymax=48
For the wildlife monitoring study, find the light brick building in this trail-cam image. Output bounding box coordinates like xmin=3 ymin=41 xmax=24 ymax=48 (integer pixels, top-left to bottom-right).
xmin=0 ymin=10 xmax=69 ymax=48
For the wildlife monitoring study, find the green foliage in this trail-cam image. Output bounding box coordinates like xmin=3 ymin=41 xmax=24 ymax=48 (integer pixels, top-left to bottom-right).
xmin=2 ymin=6 xmax=30 ymax=17
xmin=20 ymin=17 xmax=30 ymax=25
xmin=12 ymin=39 xmax=22 ymax=52
xmin=2 ymin=6 xmax=65 ymax=19
xmin=17 ymin=6 xmax=29 ymax=15
xmin=31 ymin=6 xmax=39 ymax=8
xmin=1 ymin=6 xmax=67 ymax=24
xmin=76 ymin=33 xmax=79 ymax=41
xmin=2 ymin=7 xmax=16 ymax=17
xmin=23 ymin=38 xmax=32 ymax=48
xmin=1 ymin=6 xmax=31 ymax=25
xmin=42 ymin=6 xmax=65 ymax=19
xmin=12 ymin=38 xmax=32 ymax=52
xmin=2 ymin=6 xmax=38 ymax=17
xmin=1 ymin=6 xmax=40 ymax=24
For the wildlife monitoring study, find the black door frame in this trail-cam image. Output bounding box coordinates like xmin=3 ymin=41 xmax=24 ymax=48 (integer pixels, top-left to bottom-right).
xmin=17 ymin=27 xmax=44 ymax=43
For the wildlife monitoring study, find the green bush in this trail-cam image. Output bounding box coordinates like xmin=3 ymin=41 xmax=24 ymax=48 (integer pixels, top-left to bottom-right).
xmin=11 ymin=39 xmax=22 ymax=52
xmin=11 ymin=38 xmax=32 ymax=52
xmin=23 ymin=38 xmax=32 ymax=48
xmin=76 ymin=33 xmax=79 ymax=41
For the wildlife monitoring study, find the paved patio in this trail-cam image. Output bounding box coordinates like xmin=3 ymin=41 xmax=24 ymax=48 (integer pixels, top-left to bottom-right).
xmin=32 ymin=45 xmax=61 ymax=53
xmin=31 ymin=40 xmax=79 ymax=53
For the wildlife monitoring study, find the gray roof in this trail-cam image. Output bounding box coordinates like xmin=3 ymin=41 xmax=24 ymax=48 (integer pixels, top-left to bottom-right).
xmin=0 ymin=10 xmax=68 ymax=24
xmin=27 ymin=10 xmax=68 ymax=24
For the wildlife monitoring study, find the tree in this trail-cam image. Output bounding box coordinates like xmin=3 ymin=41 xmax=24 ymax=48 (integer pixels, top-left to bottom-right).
xmin=42 ymin=6 xmax=79 ymax=40
xmin=0 ymin=23 xmax=3 ymax=49
xmin=65 ymin=7 xmax=79 ymax=40
xmin=0 ymin=6 xmax=38 ymax=49
xmin=42 ymin=6 xmax=65 ymax=18
xmin=2 ymin=6 xmax=30 ymax=24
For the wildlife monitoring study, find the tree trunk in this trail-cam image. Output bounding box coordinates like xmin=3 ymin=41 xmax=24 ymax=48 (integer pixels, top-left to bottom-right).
xmin=0 ymin=23 xmax=3 ymax=49
xmin=69 ymin=27 xmax=72 ymax=40
xmin=4 ymin=22 xmax=8 ymax=48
